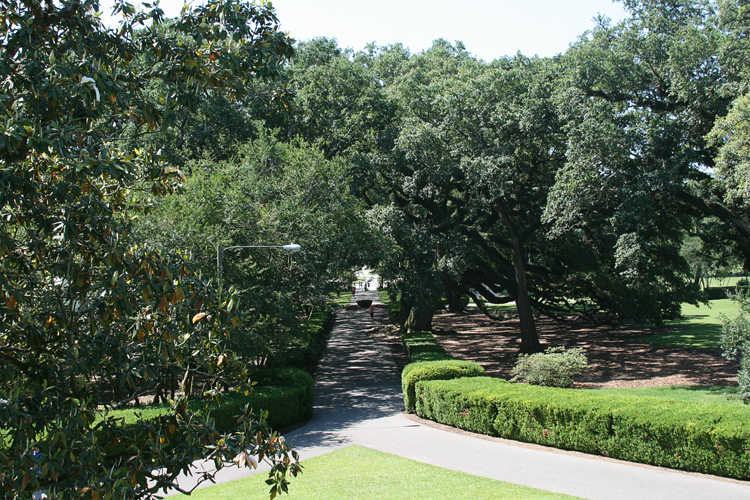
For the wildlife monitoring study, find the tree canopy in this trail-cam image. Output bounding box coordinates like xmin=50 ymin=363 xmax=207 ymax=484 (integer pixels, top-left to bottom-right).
xmin=0 ymin=0 xmax=300 ymax=497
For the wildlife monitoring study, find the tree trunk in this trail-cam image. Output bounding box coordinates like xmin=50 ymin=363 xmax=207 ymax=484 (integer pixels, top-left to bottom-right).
xmin=405 ymin=304 xmax=434 ymax=333
xmin=445 ymin=285 xmax=464 ymax=313
xmin=499 ymin=204 xmax=542 ymax=353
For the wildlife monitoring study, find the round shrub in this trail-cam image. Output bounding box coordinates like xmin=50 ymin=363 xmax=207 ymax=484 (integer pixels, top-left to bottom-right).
xmin=510 ymin=346 xmax=587 ymax=388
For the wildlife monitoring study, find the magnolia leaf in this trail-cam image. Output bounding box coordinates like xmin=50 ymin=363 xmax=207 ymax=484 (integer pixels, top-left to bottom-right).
xmin=192 ymin=312 xmax=207 ymax=324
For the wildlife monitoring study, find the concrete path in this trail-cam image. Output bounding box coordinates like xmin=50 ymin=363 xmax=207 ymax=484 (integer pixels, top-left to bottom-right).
xmin=175 ymin=288 xmax=750 ymax=499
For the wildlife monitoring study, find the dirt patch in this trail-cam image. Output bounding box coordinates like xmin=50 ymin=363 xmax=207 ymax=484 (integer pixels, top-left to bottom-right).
xmin=429 ymin=310 xmax=738 ymax=389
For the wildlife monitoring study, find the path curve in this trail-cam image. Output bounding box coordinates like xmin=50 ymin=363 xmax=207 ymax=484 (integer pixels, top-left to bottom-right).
xmin=175 ymin=288 xmax=750 ymax=499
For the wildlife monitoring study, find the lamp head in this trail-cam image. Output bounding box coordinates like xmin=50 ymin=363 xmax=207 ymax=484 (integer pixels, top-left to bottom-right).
xmin=282 ymin=244 xmax=301 ymax=253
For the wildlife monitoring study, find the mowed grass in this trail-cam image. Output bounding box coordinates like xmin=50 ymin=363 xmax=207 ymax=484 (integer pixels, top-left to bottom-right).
xmin=329 ymin=290 xmax=353 ymax=307
xmin=590 ymin=385 xmax=744 ymax=406
xmin=181 ymin=445 xmax=585 ymax=500
xmin=637 ymin=298 xmax=741 ymax=349
xmin=704 ymin=276 xmax=747 ymax=288
xmin=467 ymin=301 xmax=518 ymax=313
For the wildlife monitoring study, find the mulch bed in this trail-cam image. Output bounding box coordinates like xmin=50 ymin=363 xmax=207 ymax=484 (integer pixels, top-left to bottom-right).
xmin=386 ymin=309 xmax=739 ymax=389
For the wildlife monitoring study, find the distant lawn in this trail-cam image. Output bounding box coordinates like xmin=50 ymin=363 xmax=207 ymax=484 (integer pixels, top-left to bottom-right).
xmin=704 ymin=276 xmax=748 ymax=288
xmin=637 ymin=298 xmax=740 ymax=349
xmin=589 ymin=384 xmax=744 ymax=406
xmin=329 ymin=290 xmax=353 ymax=307
xmin=467 ymin=301 xmax=518 ymax=313
xmin=181 ymin=445 xmax=585 ymax=500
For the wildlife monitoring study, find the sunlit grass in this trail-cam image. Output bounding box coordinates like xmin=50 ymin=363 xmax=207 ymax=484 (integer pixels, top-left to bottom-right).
xmin=329 ymin=290 xmax=353 ymax=307
xmin=638 ymin=299 xmax=740 ymax=348
xmin=704 ymin=276 xmax=748 ymax=288
xmin=590 ymin=384 xmax=745 ymax=406
xmin=179 ymin=445 xmax=585 ymax=500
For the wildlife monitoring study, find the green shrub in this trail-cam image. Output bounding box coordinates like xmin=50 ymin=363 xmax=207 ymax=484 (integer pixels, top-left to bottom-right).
xmin=510 ymin=346 xmax=587 ymax=388
xmin=250 ymin=367 xmax=315 ymax=420
xmin=402 ymin=360 xmax=485 ymax=413
xmin=705 ymin=287 xmax=732 ymax=300
xmin=105 ymin=367 xmax=314 ymax=436
xmin=721 ymin=289 xmax=750 ymax=403
xmin=401 ymin=331 xmax=452 ymax=362
xmin=415 ymin=377 xmax=750 ymax=480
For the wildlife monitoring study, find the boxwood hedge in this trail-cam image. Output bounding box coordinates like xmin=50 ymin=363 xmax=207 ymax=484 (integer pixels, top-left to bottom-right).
xmin=106 ymin=367 xmax=314 ymax=432
xmin=402 ymin=360 xmax=486 ymax=413
xmin=400 ymin=330 xmax=485 ymax=412
xmin=416 ymin=377 xmax=750 ymax=480
xmin=402 ymin=331 xmax=453 ymax=363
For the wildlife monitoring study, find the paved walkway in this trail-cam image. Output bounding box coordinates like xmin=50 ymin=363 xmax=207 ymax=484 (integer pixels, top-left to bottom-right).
xmin=175 ymin=288 xmax=750 ymax=499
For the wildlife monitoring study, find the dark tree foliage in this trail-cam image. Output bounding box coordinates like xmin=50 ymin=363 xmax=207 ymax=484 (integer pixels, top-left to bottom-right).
xmin=0 ymin=0 xmax=300 ymax=498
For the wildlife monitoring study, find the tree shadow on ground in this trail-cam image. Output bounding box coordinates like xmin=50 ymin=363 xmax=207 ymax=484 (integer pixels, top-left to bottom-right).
xmin=430 ymin=310 xmax=738 ymax=388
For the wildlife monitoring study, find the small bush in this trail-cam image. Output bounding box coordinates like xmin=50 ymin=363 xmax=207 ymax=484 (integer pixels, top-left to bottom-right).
xmin=402 ymin=360 xmax=485 ymax=412
xmin=511 ymin=346 xmax=587 ymax=388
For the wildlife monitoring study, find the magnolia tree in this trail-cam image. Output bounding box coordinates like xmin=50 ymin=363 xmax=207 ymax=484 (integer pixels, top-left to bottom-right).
xmin=0 ymin=0 xmax=300 ymax=498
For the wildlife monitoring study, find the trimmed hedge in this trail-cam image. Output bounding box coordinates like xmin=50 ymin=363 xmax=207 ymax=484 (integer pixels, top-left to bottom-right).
xmin=106 ymin=367 xmax=314 ymax=432
xmin=402 ymin=331 xmax=452 ymax=362
xmin=416 ymin=377 xmax=750 ymax=480
xmin=207 ymin=367 xmax=315 ymax=430
xmin=402 ymin=360 xmax=486 ymax=413
xmin=400 ymin=330 xmax=485 ymax=412
xmin=248 ymin=367 xmax=315 ymax=423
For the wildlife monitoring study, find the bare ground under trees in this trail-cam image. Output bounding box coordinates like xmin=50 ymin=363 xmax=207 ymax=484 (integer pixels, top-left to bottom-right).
xmin=374 ymin=308 xmax=738 ymax=389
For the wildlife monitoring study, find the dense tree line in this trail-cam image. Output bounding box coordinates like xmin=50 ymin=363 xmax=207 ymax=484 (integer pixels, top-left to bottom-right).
xmin=273 ymin=0 xmax=750 ymax=353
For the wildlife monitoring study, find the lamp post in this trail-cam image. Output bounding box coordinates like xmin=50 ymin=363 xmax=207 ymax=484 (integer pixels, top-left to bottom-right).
xmin=216 ymin=243 xmax=301 ymax=298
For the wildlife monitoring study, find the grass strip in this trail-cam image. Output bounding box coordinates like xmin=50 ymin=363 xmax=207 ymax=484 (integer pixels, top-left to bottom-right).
xmin=638 ymin=299 xmax=740 ymax=348
xmin=180 ymin=445 xmax=585 ymax=500
xmin=590 ymin=384 xmax=742 ymax=405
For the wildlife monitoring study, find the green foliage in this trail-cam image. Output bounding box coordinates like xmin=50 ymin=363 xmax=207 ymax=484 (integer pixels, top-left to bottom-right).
xmin=135 ymin=131 xmax=371 ymax=368
xmin=249 ymin=367 xmax=315 ymax=421
xmin=401 ymin=331 xmax=452 ymax=362
xmin=416 ymin=377 xmax=750 ymax=479
xmin=720 ymin=289 xmax=750 ymax=403
xmin=591 ymin=385 xmax=741 ymax=404
xmin=401 ymin=359 xmax=485 ymax=413
xmin=107 ymin=368 xmax=314 ymax=428
xmin=709 ymin=93 xmax=750 ymax=210
xmin=510 ymin=347 xmax=588 ymax=388
xmin=99 ymin=368 xmax=314 ymax=470
xmin=0 ymin=0 xmax=301 ymax=497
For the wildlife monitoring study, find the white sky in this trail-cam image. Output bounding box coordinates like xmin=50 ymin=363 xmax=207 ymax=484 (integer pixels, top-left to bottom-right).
xmin=99 ymin=0 xmax=630 ymax=61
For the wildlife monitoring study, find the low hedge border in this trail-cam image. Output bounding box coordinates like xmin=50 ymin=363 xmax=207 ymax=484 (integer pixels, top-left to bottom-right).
xmin=402 ymin=360 xmax=485 ymax=413
xmin=402 ymin=331 xmax=452 ymax=363
xmin=416 ymin=376 xmax=750 ymax=480
xmin=400 ymin=330 xmax=485 ymax=412
xmin=107 ymin=367 xmax=314 ymax=432
xmin=214 ymin=367 xmax=315 ymax=430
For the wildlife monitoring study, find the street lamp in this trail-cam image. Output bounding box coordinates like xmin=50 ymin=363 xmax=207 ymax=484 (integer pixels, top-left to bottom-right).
xmin=216 ymin=243 xmax=301 ymax=297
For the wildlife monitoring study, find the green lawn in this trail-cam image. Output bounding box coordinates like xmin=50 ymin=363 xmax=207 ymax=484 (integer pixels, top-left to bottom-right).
xmin=637 ymin=298 xmax=740 ymax=349
xmin=590 ymin=384 xmax=744 ymax=405
xmin=466 ymin=301 xmax=518 ymax=313
xmin=182 ymin=445 xmax=584 ymax=500
xmin=704 ymin=276 xmax=748 ymax=288
xmin=329 ymin=290 xmax=353 ymax=307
